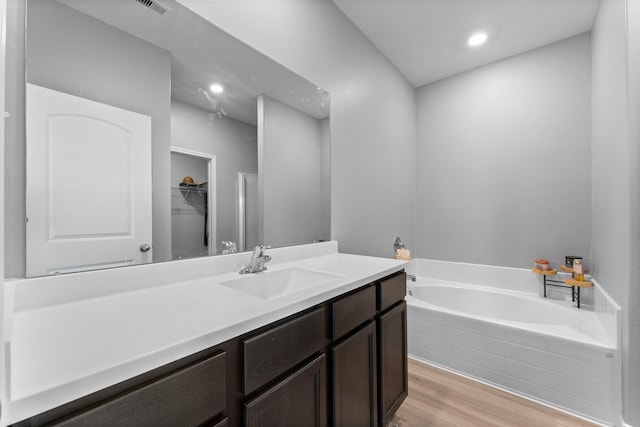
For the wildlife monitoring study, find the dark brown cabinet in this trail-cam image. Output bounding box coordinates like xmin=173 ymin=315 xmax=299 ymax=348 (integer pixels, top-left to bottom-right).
xmin=378 ymin=300 xmax=408 ymax=425
xmin=331 ymin=285 xmax=376 ymax=340
xmin=378 ymin=271 xmax=407 ymax=312
xmin=332 ymin=321 xmax=378 ymax=427
xmin=243 ymin=308 xmax=325 ymax=394
xmin=331 ymin=271 xmax=408 ymax=427
xmin=13 ymin=270 xmax=407 ymax=427
xmin=37 ymin=350 xmax=227 ymax=427
xmin=244 ymin=355 xmax=326 ymax=427
xmin=211 ymin=417 xmax=230 ymax=427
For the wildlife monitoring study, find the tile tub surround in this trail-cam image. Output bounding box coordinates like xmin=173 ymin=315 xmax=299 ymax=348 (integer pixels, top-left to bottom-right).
xmin=4 ymin=241 xmax=407 ymax=423
xmin=405 ymin=259 xmax=621 ymax=426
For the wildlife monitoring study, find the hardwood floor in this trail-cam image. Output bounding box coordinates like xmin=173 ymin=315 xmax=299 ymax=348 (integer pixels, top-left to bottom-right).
xmin=390 ymin=358 xmax=599 ymax=427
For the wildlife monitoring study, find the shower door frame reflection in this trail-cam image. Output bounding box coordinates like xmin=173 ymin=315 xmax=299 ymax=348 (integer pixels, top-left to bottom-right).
xmin=238 ymin=172 xmax=259 ymax=252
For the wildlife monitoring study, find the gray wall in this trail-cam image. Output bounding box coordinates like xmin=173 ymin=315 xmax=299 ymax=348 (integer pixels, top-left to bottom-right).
xmin=178 ymin=0 xmax=417 ymax=258
xmin=13 ymin=0 xmax=173 ymax=274
xmin=416 ymin=34 xmax=592 ymax=268
xmin=170 ymin=100 xmax=258 ymax=254
xmin=259 ymin=95 xmax=324 ymax=247
xmin=592 ymin=0 xmax=640 ymax=424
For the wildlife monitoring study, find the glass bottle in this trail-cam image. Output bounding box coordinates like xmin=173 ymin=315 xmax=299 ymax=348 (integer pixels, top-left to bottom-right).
xmin=573 ymin=259 xmax=584 ymax=281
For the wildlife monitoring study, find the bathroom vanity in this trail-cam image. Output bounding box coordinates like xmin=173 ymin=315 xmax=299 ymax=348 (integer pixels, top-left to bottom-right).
xmin=6 ymin=242 xmax=407 ymax=426
xmin=3 ymin=1 xmax=408 ymax=425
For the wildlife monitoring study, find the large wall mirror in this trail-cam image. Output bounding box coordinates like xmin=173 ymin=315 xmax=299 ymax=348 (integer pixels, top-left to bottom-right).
xmin=5 ymin=0 xmax=330 ymax=278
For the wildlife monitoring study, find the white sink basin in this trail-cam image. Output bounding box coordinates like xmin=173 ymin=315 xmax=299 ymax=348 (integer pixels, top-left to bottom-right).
xmin=218 ymin=267 xmax=343 ymax=300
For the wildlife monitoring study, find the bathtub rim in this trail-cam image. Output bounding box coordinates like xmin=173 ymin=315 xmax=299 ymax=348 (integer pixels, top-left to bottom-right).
xmin=406 ymin=278 xmax=616 ymax=350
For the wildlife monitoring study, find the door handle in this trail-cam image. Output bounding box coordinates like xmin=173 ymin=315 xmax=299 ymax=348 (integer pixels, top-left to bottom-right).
xmin=139 ymin=243 xmax=151 ymax=253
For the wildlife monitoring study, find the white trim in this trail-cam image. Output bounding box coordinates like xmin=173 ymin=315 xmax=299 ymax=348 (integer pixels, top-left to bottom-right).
xmin=237 ymin=172 xmax=246 ymax=252
xmin=170 ymin=146 xmax=216 ymax=256
xmin=0 ymin=0 xmax=9 ymax=423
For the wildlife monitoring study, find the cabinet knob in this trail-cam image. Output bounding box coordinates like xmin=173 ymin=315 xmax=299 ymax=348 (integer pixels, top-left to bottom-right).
xmin=139 ymin=243 xmax=151 ymax=253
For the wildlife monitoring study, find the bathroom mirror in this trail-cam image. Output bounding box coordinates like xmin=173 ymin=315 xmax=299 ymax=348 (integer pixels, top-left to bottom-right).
xmin=6 ymin=0 xmax=330 ymax=278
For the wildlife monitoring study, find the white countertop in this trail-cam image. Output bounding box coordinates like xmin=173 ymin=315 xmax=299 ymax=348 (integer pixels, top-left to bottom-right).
xmin=6 ymin=243 xmax=405 ymax=423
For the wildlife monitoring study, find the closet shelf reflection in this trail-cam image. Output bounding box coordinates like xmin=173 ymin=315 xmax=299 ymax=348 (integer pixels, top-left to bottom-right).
xmin=171 ymin=184 xmax=208 ymax=199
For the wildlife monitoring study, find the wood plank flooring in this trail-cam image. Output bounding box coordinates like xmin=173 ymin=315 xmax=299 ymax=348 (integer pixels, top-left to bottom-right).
xmin=390 ymin=358 xmax=599 ymax=427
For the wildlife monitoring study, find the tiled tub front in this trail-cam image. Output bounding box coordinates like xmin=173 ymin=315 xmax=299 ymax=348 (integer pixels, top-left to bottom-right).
xmin=407 ymin=278 xmax=619 ymax=426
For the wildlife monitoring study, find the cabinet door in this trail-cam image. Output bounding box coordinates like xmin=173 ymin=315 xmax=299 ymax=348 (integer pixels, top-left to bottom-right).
xmin=332 ymin=321 xmax=377 ymax=427
xmin=245 ymin=354 xmax=326 ymax=427
xmin=378 ymin=301 xmax=408 ymax=425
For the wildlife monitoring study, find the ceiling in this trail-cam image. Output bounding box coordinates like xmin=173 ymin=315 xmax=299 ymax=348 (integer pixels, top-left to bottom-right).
xmin=331 ymin=0 xmax=600 ymax=87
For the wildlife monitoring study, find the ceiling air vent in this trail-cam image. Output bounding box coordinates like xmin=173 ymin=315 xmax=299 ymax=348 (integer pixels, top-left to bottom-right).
xmin=134 ymin=0 xmax=168 ymax=15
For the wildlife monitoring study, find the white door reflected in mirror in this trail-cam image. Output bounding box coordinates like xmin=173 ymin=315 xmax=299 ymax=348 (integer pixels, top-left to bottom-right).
xmin=26 ymin=84 xmax=153 ymax=276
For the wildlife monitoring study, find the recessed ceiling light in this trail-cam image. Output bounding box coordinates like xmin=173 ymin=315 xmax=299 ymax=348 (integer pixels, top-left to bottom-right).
xmin=209 ymin=83 xmax=224 ymax=94
xmin=468 ymin=32 xmax=488 ymax=47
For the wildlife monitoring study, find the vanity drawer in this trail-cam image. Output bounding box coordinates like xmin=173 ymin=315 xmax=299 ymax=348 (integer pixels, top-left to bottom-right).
xmin=244 ymin=307 xmax=325 ymax=395
xmin=378 ymin=271 xmax=406 ymax=312
xmin=51 ymin=351 xmax=226 ymax=426
xmin=331 ymin=285 xmax=376 ymax=340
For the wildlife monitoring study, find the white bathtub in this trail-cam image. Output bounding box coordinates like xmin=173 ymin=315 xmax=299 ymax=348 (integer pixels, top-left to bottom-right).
xmin=407 ymin=276 xmax=620 ymax=426
xmin=409 ymin=282 xmax=613 ymax=348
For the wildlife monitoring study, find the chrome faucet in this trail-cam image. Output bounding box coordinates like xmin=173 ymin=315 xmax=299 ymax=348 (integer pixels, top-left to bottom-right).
xmin=239 ymin=244 xmax=271 ymax=274
xmin=221 ymin=240 xmax=238 ymax=255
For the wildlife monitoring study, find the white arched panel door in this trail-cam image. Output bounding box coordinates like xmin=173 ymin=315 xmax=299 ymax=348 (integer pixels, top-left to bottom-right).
xmin=26 ymin=84 xmax=152 ymax=276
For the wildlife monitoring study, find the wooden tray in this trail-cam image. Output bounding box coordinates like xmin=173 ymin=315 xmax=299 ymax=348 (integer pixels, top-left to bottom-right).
xmin=564 ymin=278 xmax=593 ymax=287
xmin=532 ymin=268 xmax=557 ymax=275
